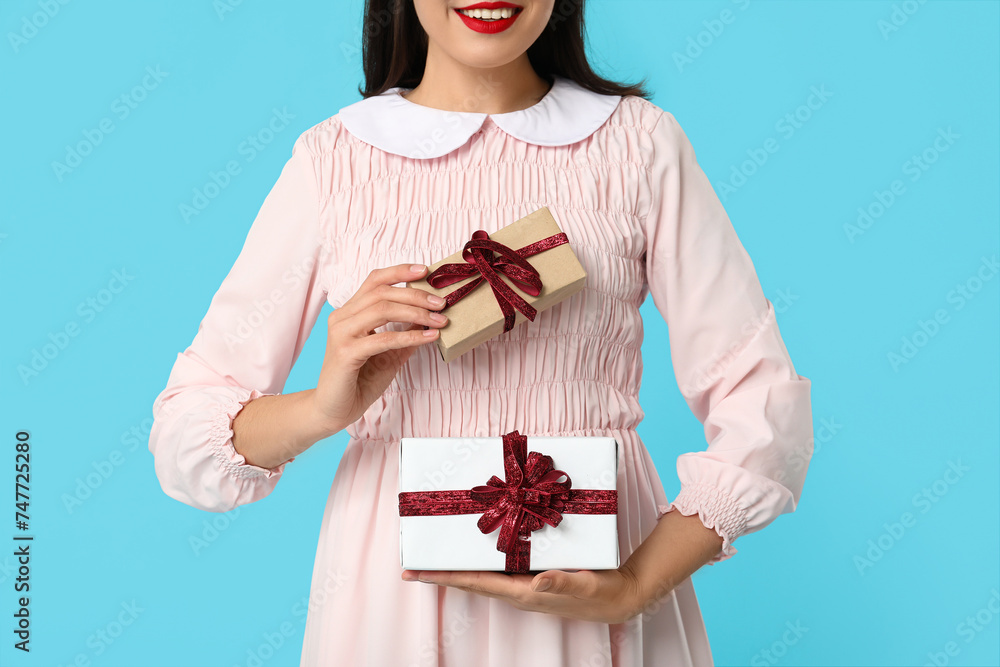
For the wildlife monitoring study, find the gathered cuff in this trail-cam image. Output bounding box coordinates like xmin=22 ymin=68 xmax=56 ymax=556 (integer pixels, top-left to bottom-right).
xmin=658 ymin=482 xmax=748 ymax=564
xmin=208 ymin=387 xmax=291 ymax=480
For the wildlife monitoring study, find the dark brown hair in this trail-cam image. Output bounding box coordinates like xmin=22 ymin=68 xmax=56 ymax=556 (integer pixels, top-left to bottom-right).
xmin=358 ymin=0 xmax=652 ymax=100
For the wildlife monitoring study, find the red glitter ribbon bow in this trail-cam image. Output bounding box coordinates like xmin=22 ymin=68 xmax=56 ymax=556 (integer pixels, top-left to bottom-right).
xmin=425 ymin=230 xmax=570 ymax=333
xmin=398 ymin=430 xmax=618 ymax=573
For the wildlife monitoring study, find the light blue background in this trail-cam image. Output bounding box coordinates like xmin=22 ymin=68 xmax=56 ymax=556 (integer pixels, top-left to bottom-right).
xmin=2 ymin=1 xmax=997 ymax=665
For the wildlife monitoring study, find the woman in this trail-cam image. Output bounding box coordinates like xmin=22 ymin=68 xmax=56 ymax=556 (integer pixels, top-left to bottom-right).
xmin=149 ymin=1 xmax=814 ymax=664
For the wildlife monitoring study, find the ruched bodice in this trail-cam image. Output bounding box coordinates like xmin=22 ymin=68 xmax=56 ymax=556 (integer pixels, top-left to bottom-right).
xmin=316 ymin=112 xmax=655 ymax=445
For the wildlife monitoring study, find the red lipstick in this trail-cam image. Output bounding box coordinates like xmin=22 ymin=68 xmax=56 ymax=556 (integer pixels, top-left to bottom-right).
xmin=454 ymin=2 xmax=523 ymax=34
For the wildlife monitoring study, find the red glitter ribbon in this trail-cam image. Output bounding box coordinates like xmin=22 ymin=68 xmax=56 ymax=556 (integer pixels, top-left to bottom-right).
xmin=425 ymin=230 xmax=570 ymax=333
xmin=398 ymin=430 xmax=618 ymax=573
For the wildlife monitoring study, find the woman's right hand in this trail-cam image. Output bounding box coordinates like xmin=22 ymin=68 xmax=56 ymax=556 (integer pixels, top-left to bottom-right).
xmin=310 ymin=263 xmax=448 ymax=435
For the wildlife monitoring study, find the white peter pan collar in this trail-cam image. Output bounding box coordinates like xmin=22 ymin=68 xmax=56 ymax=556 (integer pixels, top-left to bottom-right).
xmin=337 ymin=74 xmax=622 ymax=159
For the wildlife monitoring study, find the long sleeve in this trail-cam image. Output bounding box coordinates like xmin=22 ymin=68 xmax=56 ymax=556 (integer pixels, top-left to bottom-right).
xmin=641 ymin=110 xmax=814 ymax=563
xmin=149 ymin=131 xmax=329 ymax=513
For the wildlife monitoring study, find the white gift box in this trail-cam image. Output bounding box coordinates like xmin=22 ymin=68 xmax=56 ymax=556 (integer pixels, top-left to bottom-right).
xmin=398 ymin=433 xmax=620 ymax=572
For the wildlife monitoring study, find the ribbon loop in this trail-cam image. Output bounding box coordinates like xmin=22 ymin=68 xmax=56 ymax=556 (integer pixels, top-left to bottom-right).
xmin=468 ymin=430 xmax=576 ymax=568
xmin=426 ymin=231 xmax=570 ymax=333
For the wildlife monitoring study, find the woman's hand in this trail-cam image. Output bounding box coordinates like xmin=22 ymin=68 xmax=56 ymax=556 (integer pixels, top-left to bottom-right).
xmin=401 ymin=511 xmax=726 ymax=624
xmin=402 ymin=563 xmax=646 ymax=624
xmin=311 ymin=263 xmax=448 ymax=435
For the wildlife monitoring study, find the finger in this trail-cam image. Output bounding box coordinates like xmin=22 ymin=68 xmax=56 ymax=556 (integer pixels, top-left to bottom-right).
xmin=340 ymin=300 xmax=448 ymax=339
xmin=414 ymin=570 xmax=529 ymax=599
xmin=531 ymin=570 xmax=599 ymax=597
xmin=336 ymin=285 xmax=448 ymax=332
xmin=357 ymin=263 xmax=430 ymax=296
xmin=374 ymin=319 xmax=432 ymax=335
xmin=349 ymin=327 xmax=440 ymax=361
xmin=452 ymin=586 xmax=510 ymax=602
xmin=344 ymin=264 xmax=443 ymax=312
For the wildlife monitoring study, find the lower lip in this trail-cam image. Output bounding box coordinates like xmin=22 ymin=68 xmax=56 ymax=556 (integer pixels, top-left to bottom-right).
xmin=454 ymin=8 xmax=522 ymax=34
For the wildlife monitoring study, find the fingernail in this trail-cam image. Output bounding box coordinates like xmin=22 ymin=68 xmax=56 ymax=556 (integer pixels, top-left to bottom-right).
xmin=422 ymin=329 xmax=438 ymax=337
xmin=428 ymin=295 xmax=446 ymax=307
xmin=430 ymin=312 xmax=448 ymax=323
xmin=533 ymin=578 xmax=551 ymax=592
xmin=411 ymin=264 xmax=426 ymax=274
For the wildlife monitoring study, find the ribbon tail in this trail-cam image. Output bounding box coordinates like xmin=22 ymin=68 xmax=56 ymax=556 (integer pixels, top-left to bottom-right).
xmin=505 ymin=520 xmax=532 ymax=574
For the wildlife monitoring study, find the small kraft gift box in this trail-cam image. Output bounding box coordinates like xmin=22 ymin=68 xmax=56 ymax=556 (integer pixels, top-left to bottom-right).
xmin=398 ymin=430 xmax=619 ymax=573
xmin=406 ymin=207 xmax=587 ymax=363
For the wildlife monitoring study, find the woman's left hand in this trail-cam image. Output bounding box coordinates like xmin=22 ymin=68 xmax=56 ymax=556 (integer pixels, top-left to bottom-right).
xmin=401 ymin=511 xmax=726 ymax=624
xmin=401 ymin=561 xmax=651 ymax=624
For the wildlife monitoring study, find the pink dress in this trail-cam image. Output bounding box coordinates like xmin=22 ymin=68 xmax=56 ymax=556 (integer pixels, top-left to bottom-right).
xmin=149 ymin=75 xmax=813 ymax=666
